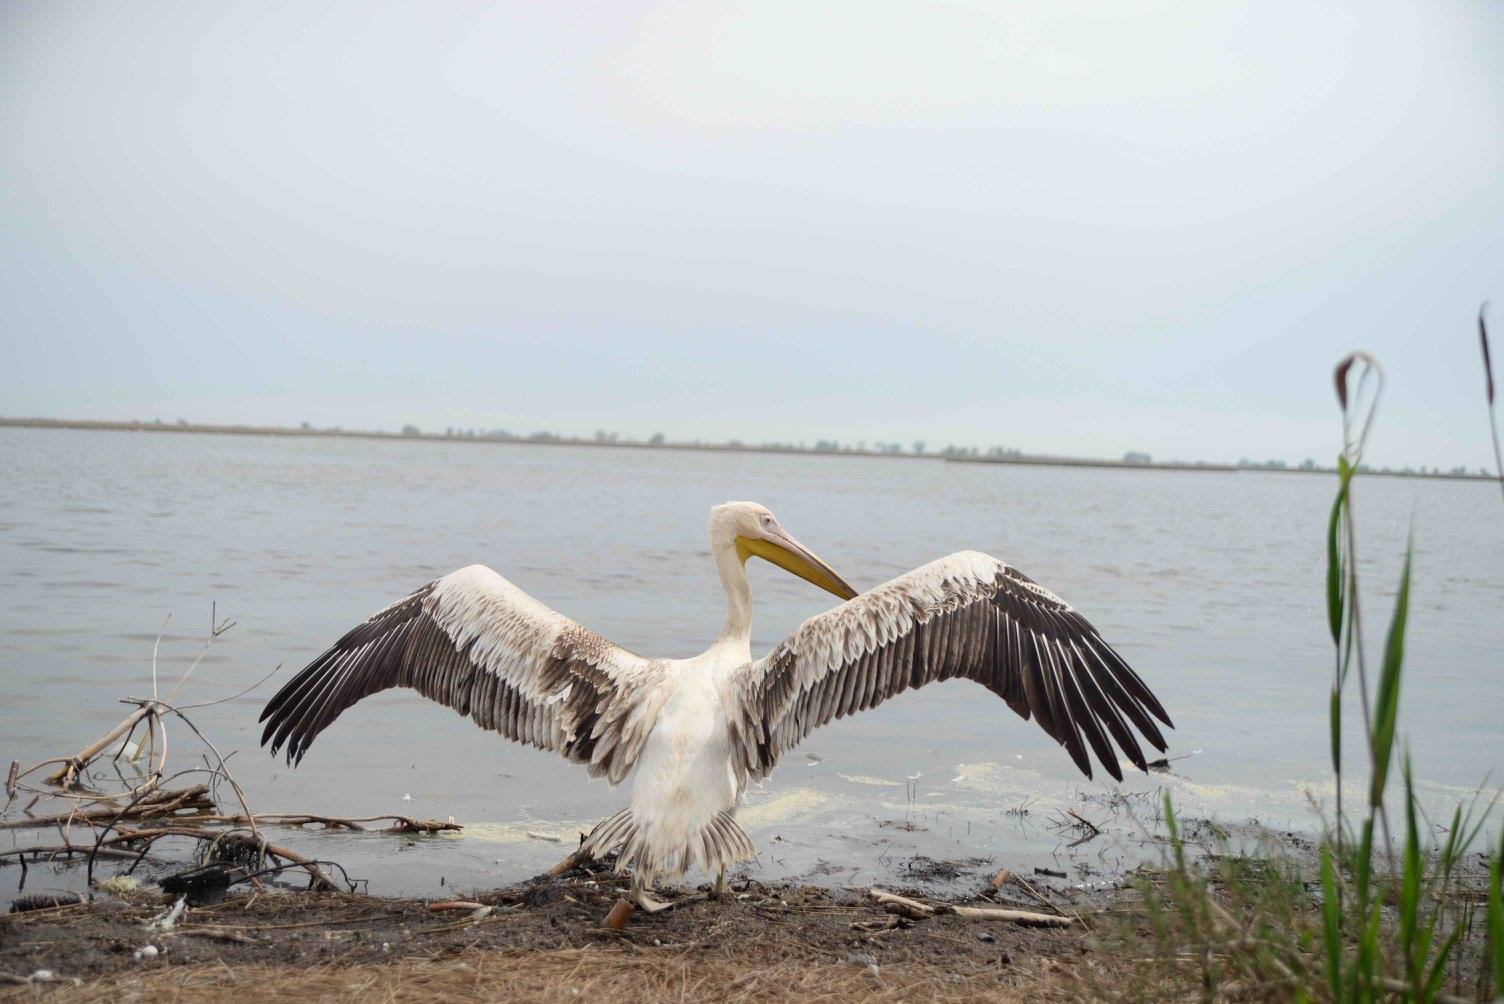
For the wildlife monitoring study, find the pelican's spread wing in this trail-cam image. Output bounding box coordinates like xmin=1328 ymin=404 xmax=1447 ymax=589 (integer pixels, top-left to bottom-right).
xmin=260 ymin=565 xmax=664 ymax=782
xmin=732 ymin=551 xmax=1172 ymax=782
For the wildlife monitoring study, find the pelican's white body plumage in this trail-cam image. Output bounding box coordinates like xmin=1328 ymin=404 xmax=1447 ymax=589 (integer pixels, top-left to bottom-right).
xmin=261 ymin=502 xmax=1172 ymax=889
xmin=590 ymin=639 xmax=755 ymax=878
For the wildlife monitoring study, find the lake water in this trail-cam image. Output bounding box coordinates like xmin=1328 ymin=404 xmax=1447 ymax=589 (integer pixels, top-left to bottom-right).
xmin=2 ymin=426 xmax=1500 ymax=903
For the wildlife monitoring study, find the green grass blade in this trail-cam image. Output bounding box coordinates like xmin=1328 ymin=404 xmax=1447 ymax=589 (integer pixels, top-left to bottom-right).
xmin=1400 ymin=755 xmax=1421 ymax=989
xmin=1421 ymin=929 xmax=1461 ymax=1004
xmin=1350 ymin=819 xmax=1376 ymax=1002
xmin=1490 ymin=824 xmax=1504 ymax=997
xmin=1367 ymin=542 xmax=1412 ymax=809
xmin=1326 ymin=483 xmax=1347 ymax=645
xmin=1329 ymin=689 xmax=1342 ymax=798
xmin=1354 ymin=904 xmax=1379 ymax=1002
xmin=1320 ymin=839 xmax=1343 ymax=999
xmin=1439 ymin=803 xmax=1463 ymax=880
xmin=1163 ymin=792 xmax=1186 ymax=875
xmin=1457 ymin=785 xmax=1503 ymax=859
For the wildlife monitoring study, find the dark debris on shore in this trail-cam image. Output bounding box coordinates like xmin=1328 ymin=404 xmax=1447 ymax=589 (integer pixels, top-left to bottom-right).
xmin=0 ymin=856 xmax=1098 ymax=999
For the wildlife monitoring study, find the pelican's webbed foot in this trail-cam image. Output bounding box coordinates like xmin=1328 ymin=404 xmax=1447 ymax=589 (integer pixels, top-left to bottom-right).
xmin=629 ymin=873 xmax=672 ymax=913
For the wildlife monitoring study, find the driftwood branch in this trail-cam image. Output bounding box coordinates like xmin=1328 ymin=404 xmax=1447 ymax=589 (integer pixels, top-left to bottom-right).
xmin=2 ymin=608 xmax=472 ymax=903
xmin=0 ymin=784 xmax=213 ymax=831
xmin=138 ymin=698 xmax=260 ymax=837
xmin=0 ymin=842 xmax=147 ymax=863
xmin=40 ymin=706 xmax=154 ymax=788
xmin=188 ymin=813 xmax=461 ymax=834
xmin=869 ymin=888 xmax=1073 ymax=927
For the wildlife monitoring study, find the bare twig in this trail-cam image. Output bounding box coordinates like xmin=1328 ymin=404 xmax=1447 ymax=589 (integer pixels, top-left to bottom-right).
xmin=163 ymin=604 xmax=236 ymax=706
xmin=177 ymin=663 xmax=283 ymax=711
xmin=1065 ymin=809 xmax=1101 ymax=834
xmin=220 ymin=850 xmax=357 ymax=893
xmin=137 ymin=699 xmax=258 ymax=837
xmin=151 ymin=612 xmax=170 ymax=702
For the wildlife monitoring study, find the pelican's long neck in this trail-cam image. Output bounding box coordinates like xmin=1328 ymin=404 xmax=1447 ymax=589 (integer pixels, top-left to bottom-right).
xmin=712 ymin=535 xmax=754 ymax=655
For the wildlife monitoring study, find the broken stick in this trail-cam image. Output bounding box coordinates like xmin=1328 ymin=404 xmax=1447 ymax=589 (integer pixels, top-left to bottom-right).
xmin=545 ymin=843 xmax=593 ymax=878
xmin=41 ymin=706 xmax=155 ymax=787
xmin=868 ymin=888 xmax=1073 ymax=927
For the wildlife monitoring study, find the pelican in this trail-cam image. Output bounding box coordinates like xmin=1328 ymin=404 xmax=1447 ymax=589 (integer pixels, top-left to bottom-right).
xmin=260 ymin=502 xmax=1172 ymax=902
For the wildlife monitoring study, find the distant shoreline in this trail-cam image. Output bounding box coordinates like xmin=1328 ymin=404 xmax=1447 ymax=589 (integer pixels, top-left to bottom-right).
xmin=0 ymin=415 xmax=1493 ymax=483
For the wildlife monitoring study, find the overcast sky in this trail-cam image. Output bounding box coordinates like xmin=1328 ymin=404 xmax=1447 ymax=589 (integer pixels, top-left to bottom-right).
xmin=3 ymin=1 xmax=1502 ymax=468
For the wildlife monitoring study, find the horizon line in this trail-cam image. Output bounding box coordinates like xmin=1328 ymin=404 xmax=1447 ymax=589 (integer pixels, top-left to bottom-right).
xmin=1 ymin=415 xmax=1494 ymax=485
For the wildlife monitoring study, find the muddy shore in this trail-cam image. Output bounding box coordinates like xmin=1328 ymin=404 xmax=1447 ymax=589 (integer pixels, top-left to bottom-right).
xmin=0 ymin=859 xmax=1106 ymax=1001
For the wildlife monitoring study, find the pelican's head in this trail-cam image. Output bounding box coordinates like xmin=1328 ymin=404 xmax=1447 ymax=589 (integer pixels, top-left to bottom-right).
xmin=710 ymin=502 xmax=858 ymax=601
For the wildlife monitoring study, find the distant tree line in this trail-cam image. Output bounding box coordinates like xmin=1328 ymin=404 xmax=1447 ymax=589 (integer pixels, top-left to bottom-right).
xmin=385 ymin=424 xmax=1043 ymax=460
xmin=306 ymin=420 xmax=1496 ymax=478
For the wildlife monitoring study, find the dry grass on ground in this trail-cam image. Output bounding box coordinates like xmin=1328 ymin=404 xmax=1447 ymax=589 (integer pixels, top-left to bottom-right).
xmin=3 ymin=940 xmax=1084 ymax=1003
xmin=0 ymin=878 xmax=1092 ymax=1003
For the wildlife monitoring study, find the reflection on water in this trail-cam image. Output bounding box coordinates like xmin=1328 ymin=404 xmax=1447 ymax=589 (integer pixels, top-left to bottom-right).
xmin=1 ymin=427 xmax=1500 ymax=900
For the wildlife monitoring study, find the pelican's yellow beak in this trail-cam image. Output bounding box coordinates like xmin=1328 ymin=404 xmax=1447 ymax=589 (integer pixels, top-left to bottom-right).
xmin=736 ymin=530 xmax=858 ymax=601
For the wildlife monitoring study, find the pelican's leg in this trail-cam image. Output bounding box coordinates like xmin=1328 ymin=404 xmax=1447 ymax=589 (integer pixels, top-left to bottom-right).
xmin=712 ymin=868 xmax=726 ymax=899
xmin=629 ymin=870 xmax=646 ymax=905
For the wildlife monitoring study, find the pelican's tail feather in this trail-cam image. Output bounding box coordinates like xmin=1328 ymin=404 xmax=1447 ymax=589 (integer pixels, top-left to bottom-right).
xmin=582 ymin=807 xmax=755 ymax=881
xmin=581 ymin=808 xmax=637 ymax=861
